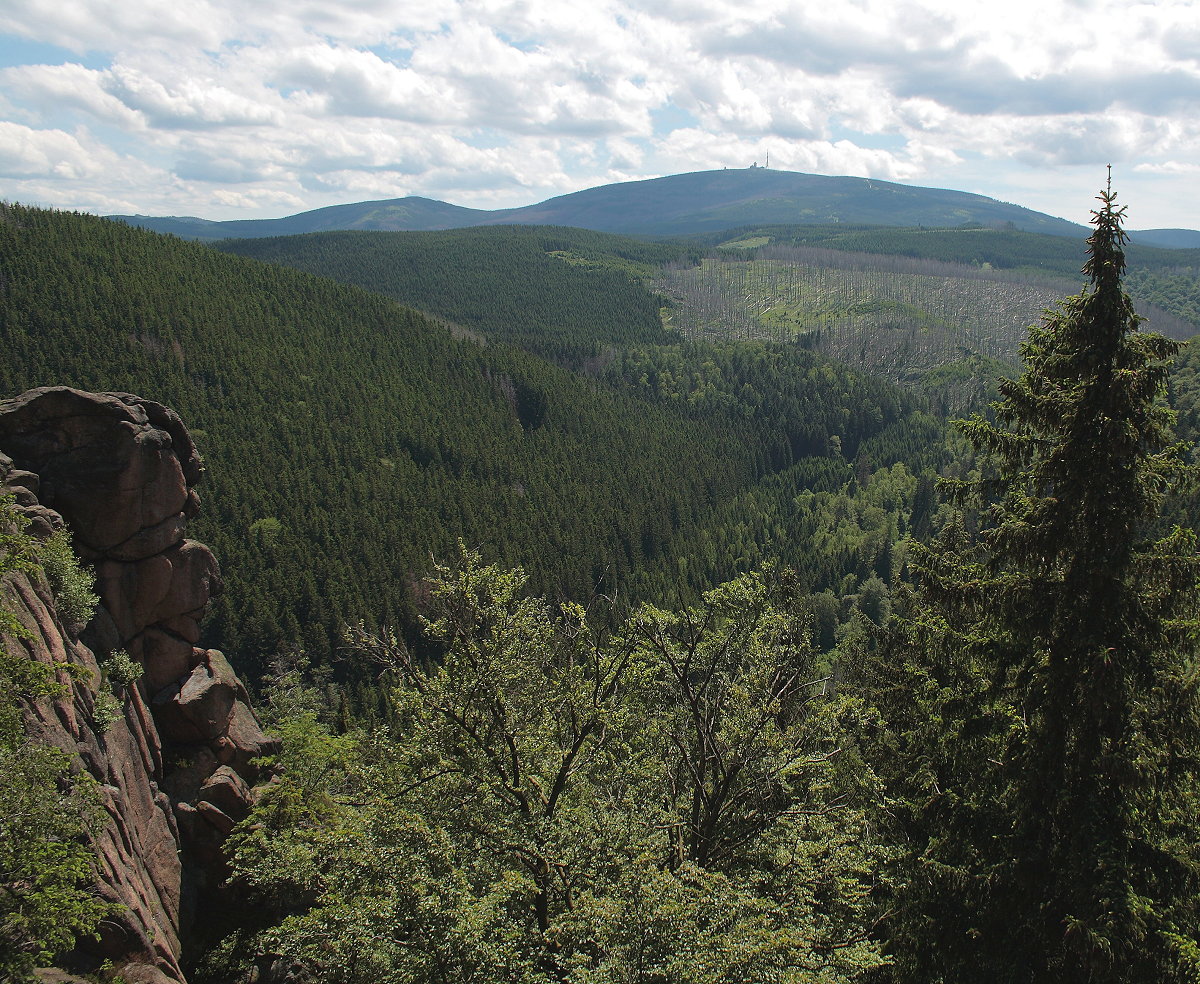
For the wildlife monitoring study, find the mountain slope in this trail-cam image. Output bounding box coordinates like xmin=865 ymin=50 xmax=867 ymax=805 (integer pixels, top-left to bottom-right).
xmin=484 ymin=168 xmax=1088 ymax=237
xmin=0 ymin=205 xmax=929 ymax=676
xmin=114 ymin=196 xmax=494 ymax=241
xmin=214 ymin=225 xmax=695 ymax=362
xmin=0 ymin=206 xmax=744 ymax=672
xmin=111 ymin=168 xmax=1091 ymax=240
xmin=1131 ymin=228 xmax=1200 ymax=249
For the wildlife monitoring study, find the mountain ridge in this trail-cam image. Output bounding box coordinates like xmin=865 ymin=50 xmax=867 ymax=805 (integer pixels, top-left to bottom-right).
xmin=1130 ymin=228 xmax=1200 ymax=249
xmin=108 ymin=167 xmax=1150 ymax=242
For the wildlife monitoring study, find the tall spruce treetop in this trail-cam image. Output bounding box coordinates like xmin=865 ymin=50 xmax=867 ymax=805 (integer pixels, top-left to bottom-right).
xmin=878 ymin=179 xmax=1200 ymax=983
xmin=959 ymin=173 xmax=1182 ymax=618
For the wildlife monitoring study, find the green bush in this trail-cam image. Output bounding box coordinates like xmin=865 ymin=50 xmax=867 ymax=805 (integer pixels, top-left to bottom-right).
xmin=102 ymin=649 xmax=143 ymax=688
xmin=38 ymin=528 xmax=98 ymax=626
xmin=90 ymin=686 xmax=123 ymax=733
xmin=1 ymin=497 xmax=108 ymax=978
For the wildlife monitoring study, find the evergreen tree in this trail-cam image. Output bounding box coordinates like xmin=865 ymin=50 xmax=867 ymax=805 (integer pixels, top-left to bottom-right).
xmin=873 ymin=179 xmax=1200 ymax=982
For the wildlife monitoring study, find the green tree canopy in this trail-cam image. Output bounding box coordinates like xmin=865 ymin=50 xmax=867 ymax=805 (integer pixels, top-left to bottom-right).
xmin=216 ymin=550 xmax=886 ymax=983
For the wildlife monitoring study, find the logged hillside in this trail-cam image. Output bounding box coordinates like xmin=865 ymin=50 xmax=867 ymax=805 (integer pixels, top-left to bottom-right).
xmin=703 ymin=224 xmax=1200 ymax=333
xmin=0 ymin=205 xmax=935 ymax=677
xmin=655 ymin=249 xmax=1067 ymax=379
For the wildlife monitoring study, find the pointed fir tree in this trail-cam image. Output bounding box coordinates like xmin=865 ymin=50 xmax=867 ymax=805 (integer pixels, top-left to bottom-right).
xmin=871 ymin=178 xmax=1200 ymax=983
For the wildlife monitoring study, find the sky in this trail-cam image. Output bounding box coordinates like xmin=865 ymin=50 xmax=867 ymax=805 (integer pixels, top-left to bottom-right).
xmin=1 ymin=0 xmax=1197 ymax=230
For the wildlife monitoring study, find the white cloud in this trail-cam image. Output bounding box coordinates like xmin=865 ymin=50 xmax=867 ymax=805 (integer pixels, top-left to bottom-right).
xmin=1134 ymin=160 xmax=1200 ymax=175
xmin=0 ymin=120 xmax=103 ymax=178
xmin=0 ymin=0 xmax=228 ymax=52
xmin=103 ymin=64 xmax=282 ymax=129
xmin=649 ymin=126 xmax=915 ymax=181
xmin=209 ymin=186 xmax=308 ymax=211
xmin=1 ymin=63 xmax=145 ymax=128
xmin=268 ymin=44 xmax=459 ymax=122
xmin=0 ymin=0 xmax=1195 ymax=228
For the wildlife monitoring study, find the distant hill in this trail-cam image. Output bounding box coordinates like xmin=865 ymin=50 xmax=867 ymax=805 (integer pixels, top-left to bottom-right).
xmin=113 ymin=196 xmax=494 ymax=241
xmin=682 ymin=223 xmax=1200 ymax=332
xmin=111 ymin=167 xmax=1094 ymax=240
xmin=485 ymin=169 xmax=1090 ymax=238
xmin=1130 ymin=229 xmax=1200 ymax=249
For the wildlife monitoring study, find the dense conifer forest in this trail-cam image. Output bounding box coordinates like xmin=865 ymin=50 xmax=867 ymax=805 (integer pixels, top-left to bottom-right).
xmin=2 ymin=188 xmax=1199 ymax=982
xmin=212 ymin=187 xmax=1198 ymax=984
xmin=0 ymin=205 xmax=940 ymax=681
xmin=214 ymin=226 xmax=700 ymax=365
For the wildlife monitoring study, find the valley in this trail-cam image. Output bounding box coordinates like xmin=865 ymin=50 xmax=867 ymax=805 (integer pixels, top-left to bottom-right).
xmin=3 ymin=171 xmax=1200 ymax=984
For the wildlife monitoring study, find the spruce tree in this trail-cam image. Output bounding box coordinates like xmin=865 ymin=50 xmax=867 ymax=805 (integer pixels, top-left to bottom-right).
xmin=874 ymin=178 xmax=1200 ymax=982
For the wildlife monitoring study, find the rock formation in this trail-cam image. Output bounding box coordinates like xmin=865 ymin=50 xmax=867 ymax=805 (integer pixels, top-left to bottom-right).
xmin=0 ymin=387 xmax=275 ymax=983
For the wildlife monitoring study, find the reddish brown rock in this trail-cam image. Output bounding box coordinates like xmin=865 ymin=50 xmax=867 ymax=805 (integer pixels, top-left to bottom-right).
xmin=4 ymin=565 xmax=186 ymax=982
xmin=97 ymin=553 xmax=174 ymax=640
xmin=1 ymin=388 xmax=276 ymax=984
xmin=198 ymin=765 xmax=253 ymax=822
xmin=110 ymin=965 xmax=180 ymax=984
xmin=196 ymin=799 xmax=236 ymax=837
xmin=110 ymin=512 xmax=187 ymax=563
xmin=160 ymin=746 xmax=219 ymax=803
xmin=183 ymin=488 xmax=201 ymax=518
xmin=138 ymin=628 xmax=199 ymax=694
xmin=151 ymin=541 xmax=223 ymax=624
xmin=171 ymin=652 xmax=238 ymax=741
xmin=0 ymin=387 xmax=194 ymax=554
xmin=35 ymin=969 xmax=94 ymax=984
xmin=160 ymin=612 xmax=202 ymax=644
xmin=5 ymin=467 xmax=39 ymax=493
xmin=222 ymin=699 xmax=278 ymax=781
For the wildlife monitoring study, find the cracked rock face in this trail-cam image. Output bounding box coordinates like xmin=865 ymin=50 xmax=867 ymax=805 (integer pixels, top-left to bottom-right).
xmin=0 ymin=387 xmax=276 ymax=983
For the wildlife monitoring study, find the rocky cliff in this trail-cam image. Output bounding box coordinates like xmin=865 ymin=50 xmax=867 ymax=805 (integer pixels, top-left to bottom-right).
xmin=0 ymin=387 xmax=274 ymax=983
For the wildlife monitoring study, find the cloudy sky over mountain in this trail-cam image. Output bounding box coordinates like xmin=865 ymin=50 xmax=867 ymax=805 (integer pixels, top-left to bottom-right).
xmin=1 ymin=0 xmax=1197 ymax=228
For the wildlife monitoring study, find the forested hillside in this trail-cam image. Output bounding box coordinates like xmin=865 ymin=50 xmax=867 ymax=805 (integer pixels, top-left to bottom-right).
xmin=216 ymin=226 xmax=698 ymax=364
xmin=228 ymin=223 xmax=1195 ymax=408
xmin=207 ymin=216 xmax=1200 ymax=652
xmin=215 ymin=223 xmax=969 ymax=615
xmin=4 ymin=184 xmax=1199 ymax=984
xmin=0 ymin=205 xmax=935 ymax=680
xmin=191 ymin=190 xmax=1200 ymax=984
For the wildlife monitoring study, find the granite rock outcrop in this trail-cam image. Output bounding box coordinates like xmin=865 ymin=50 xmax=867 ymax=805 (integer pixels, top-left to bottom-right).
xmin=0 ymin=387 xmax=275 ymax=983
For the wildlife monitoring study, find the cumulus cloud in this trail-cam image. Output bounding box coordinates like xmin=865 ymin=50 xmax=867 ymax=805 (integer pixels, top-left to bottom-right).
xmin=649 ymin=126 xmax=915 ymax=182
xmin=173 ymin=153 xmax=277 ymax=184
xmin=1 ymin=63 xmax=145 ymax=128
xmin=0 ymin=0 xmax=228 ymax=52
xmin=0 ymin=120 xmax=103 ymax=178
xmin=268 ymin=44 xmax=458 ymax=122
xmin=0 ymin=0 xmax=1196 ymax=227
xmin=103 ymin=64 xmax=282 ymax=129
xmin=1134 ymin=160 xmax=1200 ymax=175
